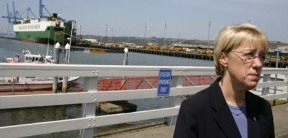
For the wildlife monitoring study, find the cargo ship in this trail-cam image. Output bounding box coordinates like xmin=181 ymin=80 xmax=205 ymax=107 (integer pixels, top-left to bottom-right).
xmin=13 ymin=13 xmax=77 ymax=44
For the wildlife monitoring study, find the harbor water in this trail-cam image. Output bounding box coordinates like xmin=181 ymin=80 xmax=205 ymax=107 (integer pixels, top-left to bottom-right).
xmin=0 ymin=38 xmax=214 ymax=66
xmin=0 ymin=38 xmax=214 ymax=137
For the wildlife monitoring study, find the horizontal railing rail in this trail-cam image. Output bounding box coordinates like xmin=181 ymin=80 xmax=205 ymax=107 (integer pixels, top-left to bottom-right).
xmin=0 ymin=63 xmax=287 ymax=138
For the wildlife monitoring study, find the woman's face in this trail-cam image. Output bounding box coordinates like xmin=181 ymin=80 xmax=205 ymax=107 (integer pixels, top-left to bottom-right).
xmin=225 ymin=42 xmax=266 ymax=90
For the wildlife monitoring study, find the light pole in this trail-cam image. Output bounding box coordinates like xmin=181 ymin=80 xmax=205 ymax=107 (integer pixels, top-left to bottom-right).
xmin=207 ymin=21 xmax=211 ymax=48
xmin=80 ymin=25 xmax=82 ymax=40
xmin=105 ymin=24 xmax=108 ymax=43
xmin=144 ymin=23 xmax=147 ymax=45
xmin=110 ymin=27 xmax=114 ymax=42
xmin=164 ymin=23 xmax=167 ymax=46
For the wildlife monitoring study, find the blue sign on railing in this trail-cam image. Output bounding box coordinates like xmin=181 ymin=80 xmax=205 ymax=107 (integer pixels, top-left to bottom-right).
xmin=157 ymin=68 xmax=172 ymax=96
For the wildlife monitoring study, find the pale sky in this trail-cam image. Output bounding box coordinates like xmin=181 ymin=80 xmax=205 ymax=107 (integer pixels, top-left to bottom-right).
xmin=1 ymin=0 xmax=288 ymax=42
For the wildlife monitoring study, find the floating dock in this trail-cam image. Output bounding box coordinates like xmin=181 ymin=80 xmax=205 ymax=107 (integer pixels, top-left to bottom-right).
xmin=97 ymin=101 xmax=137 ymax=114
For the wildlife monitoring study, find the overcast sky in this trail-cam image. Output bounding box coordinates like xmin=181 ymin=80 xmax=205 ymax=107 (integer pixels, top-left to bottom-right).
xmin=1 ymin=0 xmax=288 ymax=42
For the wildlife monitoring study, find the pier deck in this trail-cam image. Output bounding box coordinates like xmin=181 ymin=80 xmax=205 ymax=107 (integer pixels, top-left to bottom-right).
xmin=98 ymin=103 xmax=288 ymax=138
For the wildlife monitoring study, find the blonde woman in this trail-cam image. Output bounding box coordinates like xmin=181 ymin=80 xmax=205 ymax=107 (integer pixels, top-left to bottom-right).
xmin=174 ymin=23 xmax=274 ymax=138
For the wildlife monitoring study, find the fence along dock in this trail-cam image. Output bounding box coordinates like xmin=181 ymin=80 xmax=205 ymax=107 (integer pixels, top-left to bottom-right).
xmin=0 ymin=63 xmax=287 ymax=137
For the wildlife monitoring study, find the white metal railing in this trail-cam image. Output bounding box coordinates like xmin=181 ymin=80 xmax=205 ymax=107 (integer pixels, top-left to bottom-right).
xmin=0 ymin=63 xmax=287 ymax=138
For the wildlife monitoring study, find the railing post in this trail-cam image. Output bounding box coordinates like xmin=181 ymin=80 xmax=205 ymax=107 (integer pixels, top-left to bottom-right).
xmin=262 ymin=74 xmax=271 ymax=95
xmin=274 ymin=74 xmax=278 ymax=94
xmin=80 ymin=77 xmax=97 ymax=138
xmin=164 ymin=76 xmax=184 ymax=126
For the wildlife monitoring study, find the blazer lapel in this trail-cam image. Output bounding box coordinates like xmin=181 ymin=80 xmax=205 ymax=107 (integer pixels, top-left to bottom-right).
xmin=246 ymin=92 xmax=259 ymax=138
xmin=209 ymin=79 xmax=242 ymax=138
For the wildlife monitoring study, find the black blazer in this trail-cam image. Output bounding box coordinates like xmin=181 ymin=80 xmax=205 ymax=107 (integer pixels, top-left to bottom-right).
xmin=174 ymin=78 xmax=274 ymax=138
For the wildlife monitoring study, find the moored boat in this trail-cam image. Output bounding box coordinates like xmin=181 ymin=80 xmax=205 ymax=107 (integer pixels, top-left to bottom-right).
xmin=2 ymin=50 xmax=79 ymax=92
xmin=6 ymin=49 xmax=53 ymax=63
xmin=0 ymin=76 xmax=79 ymax=92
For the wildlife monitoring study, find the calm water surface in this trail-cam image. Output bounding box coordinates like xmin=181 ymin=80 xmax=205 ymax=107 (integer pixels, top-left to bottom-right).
xmin=0 ymin=38 xmax=214 ymax=66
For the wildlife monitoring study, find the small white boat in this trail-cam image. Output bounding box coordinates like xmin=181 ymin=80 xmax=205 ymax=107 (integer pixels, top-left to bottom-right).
xmin=0 ymin=76 xmax=79 ymax=92
xmin=6 ymin=50 xmax=54 ymax=64
xmin=1 ymin=50 xmax=79 ymax=92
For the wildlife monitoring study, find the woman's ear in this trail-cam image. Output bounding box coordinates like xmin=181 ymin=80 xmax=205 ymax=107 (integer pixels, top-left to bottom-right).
xmin=219 ymin=52 xmax=228 ymax=68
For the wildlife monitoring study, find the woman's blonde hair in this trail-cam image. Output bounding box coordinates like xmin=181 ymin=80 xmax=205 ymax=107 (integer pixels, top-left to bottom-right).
xmin=214 ymin=23 xmax=268 ymax=75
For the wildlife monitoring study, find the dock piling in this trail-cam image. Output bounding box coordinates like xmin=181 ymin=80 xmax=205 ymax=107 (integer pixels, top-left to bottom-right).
xmin=62 ymin=43 xmax=70 ymax=92
xmin=52 ymin=42 xmax=60 ymax=93
xmin=123 ymin=47 xmax=128 ymax=65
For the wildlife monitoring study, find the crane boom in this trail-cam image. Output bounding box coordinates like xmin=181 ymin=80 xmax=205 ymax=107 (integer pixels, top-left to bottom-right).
xmin=12 ymin=1 xmax=17 ymax=22
xmin=39 ymin=0 xmax=43 ymax=18
xmin=27 ymin=7 xmax=37 ymax=19
xmin=6 ymin=3 xmax=11 ymax=23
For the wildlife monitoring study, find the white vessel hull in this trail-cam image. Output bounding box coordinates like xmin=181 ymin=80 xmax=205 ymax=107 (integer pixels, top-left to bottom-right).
xmin=0 ymin=77 xmax=79 ymax=92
